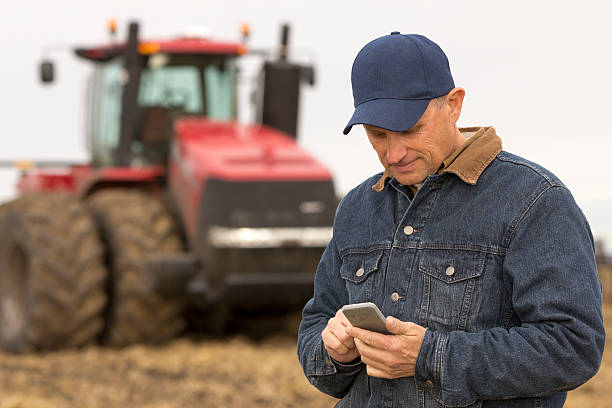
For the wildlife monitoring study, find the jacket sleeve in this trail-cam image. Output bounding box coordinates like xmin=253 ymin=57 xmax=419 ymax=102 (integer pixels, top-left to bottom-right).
xmin=297 ymin=236 xmax=365 ymax=399
xmin=415 ymin=185 xmax=606 ymax=407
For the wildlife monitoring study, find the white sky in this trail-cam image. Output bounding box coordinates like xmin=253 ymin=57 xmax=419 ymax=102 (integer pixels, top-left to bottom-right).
xmin=1 ymin=0 xmax=612 ymax=252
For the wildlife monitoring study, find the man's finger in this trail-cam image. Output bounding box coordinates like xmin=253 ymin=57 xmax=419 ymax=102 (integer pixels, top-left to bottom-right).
xmin=362 ymin=360 xmax=395 ymax=379
xmin=385 ymin=316 xmax=418 ymax=335
xmin=329 ymin=317 xmax=357 ymax=349
xmin=323 ymin=333 xmax=350 ymax=355
xmin=354 ymin=337 xmax=391 ymax=365
xmin=359 ymin=343 xmax=417 ymax=379
xmin=362 ymin=357 xmax=415 ymax=379
xmin=365 ymin=364 xmax=393 ymax=379
xmin=360 ymin=353 xmax=400 ymax=379
xmin=331 ymin=325 xmax=356 ymax=350
xmin=348 ymin=326 xmax=387 ymax=348
xmin=359 ymin=349 xmax=388 ymax=369
xmin=335 ymin=309 xmax=353 ymax=327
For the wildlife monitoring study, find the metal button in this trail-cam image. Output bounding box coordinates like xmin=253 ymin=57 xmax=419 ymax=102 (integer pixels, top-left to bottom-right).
xmin=390 ymin=31 xmax=401 ymax=35
xmin=391 ymin=292 xmax=400 ymax=302
xmin=403 ymin=225 xmax=414 ymax=235
xmin=445 ymin=265 xmax=455 ymax=276
xmin=425 ymin=379 xmax=434 ymax=389
xmin=356 ymin=267 xmax=365 ymax=277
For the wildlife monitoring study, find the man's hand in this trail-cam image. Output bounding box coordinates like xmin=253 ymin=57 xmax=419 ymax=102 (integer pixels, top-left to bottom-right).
xmin=347 ymin=316 xmax=426 ymax=378
xmin=322 ymin=309 xmax=361 ymax=363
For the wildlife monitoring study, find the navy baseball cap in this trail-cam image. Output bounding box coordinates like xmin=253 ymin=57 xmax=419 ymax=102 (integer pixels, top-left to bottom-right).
xmin=343 ymin=32 xmax=455 ymax=135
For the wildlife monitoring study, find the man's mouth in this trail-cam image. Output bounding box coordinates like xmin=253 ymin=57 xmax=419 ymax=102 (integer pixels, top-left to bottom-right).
xmin=392 ymin=158 xmax=418 ymax=171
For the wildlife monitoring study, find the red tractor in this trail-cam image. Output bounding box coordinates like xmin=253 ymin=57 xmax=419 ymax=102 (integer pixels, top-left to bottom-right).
xmin=0 ymin=22 xmax=336 ymax=352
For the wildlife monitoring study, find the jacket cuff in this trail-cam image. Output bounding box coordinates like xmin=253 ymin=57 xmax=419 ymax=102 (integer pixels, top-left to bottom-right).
xmin=330 ymin=356 xmax=364 ymax=373
xmin=415 ymin=329 xmax=448 ymax=396
xmin=303 ymin=338 xmax=364 ymax=398
xmin=305 ymin=339 xmax=338 ymax=376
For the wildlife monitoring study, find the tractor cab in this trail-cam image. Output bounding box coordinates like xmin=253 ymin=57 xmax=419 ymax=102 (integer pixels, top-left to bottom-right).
xmin=74 ymin=31 xmax=243 ymax=168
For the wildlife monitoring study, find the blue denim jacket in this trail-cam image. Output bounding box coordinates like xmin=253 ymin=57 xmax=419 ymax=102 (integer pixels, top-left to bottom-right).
xmin=297 ymin=148 xmax=605 ymax=407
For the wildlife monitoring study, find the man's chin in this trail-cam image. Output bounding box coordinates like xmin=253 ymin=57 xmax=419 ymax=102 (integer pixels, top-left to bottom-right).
xmin=391 ymin=172 xmax=427 ymax=186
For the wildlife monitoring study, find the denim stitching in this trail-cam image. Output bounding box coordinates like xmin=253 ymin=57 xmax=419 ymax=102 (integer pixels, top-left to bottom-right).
xmin=393 ymin=242 xmax=505 ymax=255
xmin=496 ymin=152 xmax=561 ymax=187
xmin=502 ymin=184 xmax=563 ymax=249
xmin=339 ymin=245 xmax=391 ymax=257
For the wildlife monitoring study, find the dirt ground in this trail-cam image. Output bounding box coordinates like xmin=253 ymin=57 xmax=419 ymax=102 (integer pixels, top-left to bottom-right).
xmin=0 ymin=332 xmax=335 ymax=408
xmin=0 ymin=306 xmax=609 ymax=407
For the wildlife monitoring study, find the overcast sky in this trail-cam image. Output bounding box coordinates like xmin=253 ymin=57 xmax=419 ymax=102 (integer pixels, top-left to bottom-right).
xmin=1 ymin=0 xmax=611 ymax=252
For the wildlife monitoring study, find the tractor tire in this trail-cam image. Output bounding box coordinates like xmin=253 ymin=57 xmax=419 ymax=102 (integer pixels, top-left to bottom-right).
xmin=0 ymin=194 xmax=107 ymax=352
xmin=87 ymin=189 xmax=185 ymax=347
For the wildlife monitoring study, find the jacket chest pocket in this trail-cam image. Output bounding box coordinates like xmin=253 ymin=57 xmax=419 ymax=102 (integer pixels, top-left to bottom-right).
xmin=339 ymin=250 xmax=384 ymax=304
xmin=418 ymin=249 xmax=486 ymax=331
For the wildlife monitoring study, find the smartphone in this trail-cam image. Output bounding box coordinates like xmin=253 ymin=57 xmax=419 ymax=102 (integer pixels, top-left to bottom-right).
xmin=341 ymin=302 xmax=389 ymax=334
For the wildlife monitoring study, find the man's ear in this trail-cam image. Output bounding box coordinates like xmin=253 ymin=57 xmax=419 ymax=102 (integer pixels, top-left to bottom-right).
xmin=446 ymin=87 xmax=465 ymax=124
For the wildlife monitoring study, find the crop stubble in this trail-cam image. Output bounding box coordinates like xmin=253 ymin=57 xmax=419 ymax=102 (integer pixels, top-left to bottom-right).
xmin=0 ymin=306 xmax=609 ymax=407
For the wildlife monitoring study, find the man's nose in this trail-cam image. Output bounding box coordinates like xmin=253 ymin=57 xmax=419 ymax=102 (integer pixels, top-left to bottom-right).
xmin=386 ymin=134 xmax=406 ymax=165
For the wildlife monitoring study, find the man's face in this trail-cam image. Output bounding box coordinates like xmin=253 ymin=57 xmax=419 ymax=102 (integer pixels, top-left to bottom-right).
xmin=364 ymin=96 xmax=463 ymax=186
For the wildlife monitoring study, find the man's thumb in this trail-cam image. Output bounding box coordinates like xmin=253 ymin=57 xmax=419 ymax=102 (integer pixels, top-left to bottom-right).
xmin=386 ymin=316 xmax=410 ymax=334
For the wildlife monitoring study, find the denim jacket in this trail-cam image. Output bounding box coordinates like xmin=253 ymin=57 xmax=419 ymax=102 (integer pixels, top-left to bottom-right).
xmin=297 ymin=138 xmax=605 ymax=407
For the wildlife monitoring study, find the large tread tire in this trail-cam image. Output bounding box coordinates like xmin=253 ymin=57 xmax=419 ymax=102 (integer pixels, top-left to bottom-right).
xmin=0 ymin=194 xmax=107 ymax=352
xmin=87 ymin=189 xmax=185 ymax=347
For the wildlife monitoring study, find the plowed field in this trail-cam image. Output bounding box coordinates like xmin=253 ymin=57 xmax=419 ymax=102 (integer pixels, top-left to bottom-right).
xmin=0 ymin=306 xmax=609 ymax=407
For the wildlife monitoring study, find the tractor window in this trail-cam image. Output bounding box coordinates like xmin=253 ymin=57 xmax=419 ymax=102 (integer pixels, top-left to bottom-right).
xmin=138 ymin=66 xmax=203 ymax=113
xmin=204 ymin=60 xmax=235 ymax=120
xmin=87 ymin=55 xmax=238 ymax=168
xmin=90 ymin=62 xmax=123 ymax=167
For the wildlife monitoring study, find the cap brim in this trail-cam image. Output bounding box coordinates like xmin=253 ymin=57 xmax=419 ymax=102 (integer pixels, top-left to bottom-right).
xmin=343 ymin=98 xmax=430 ymax=135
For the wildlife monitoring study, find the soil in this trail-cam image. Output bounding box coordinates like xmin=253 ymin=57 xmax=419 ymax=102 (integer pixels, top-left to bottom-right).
xmin=0 ymin=306 xmax=609 ymax=407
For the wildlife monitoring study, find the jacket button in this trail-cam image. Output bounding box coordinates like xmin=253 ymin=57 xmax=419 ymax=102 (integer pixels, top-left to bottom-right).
xmin=445 ymin=265 xmax=455 ymax=276
xmin=425 ymin=379 xmax=434 ymax=389
xmin=403 ymin=225 xmax=414 ymax=235
xmin=391 ymin=292 xmax=400 ymax=302
xmin=356 ymin=267 xmax=365 ymax=277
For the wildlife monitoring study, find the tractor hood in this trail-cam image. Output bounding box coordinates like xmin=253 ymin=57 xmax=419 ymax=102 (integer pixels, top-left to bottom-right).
xmin=172 ymin=118 xmax=332 ymax=182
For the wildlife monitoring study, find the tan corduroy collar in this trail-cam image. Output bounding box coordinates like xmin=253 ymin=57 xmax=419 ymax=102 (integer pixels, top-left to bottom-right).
xmin=371 ymin=126 xmax=502 ymax=192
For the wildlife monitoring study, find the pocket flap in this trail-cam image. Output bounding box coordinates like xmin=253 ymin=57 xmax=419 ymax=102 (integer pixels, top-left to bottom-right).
xmin=340 ymin=250 xmax=384 ymax=283
xmin=419 ymin=249 xmax=485 ymax=283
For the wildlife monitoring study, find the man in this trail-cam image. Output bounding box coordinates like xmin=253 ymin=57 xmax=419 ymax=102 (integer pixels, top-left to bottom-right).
xmin=297 ymin=32 xmax=605 ymax=407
